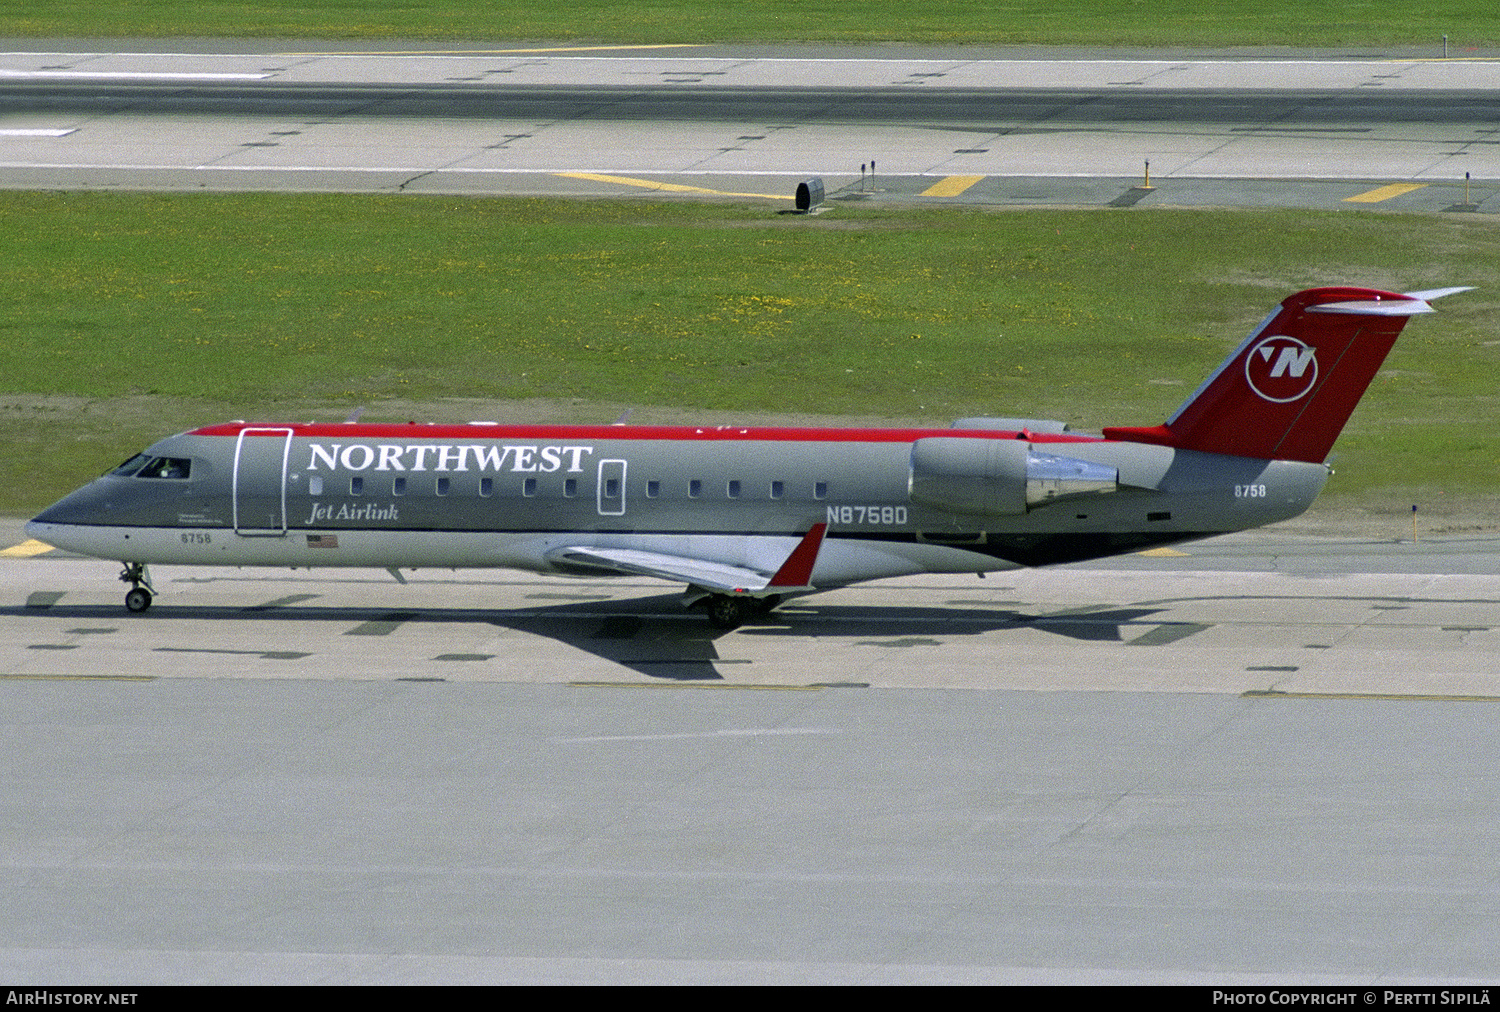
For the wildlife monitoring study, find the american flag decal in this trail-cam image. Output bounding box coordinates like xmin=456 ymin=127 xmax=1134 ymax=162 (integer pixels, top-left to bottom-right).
xmin=306 ymin=534 xmax=339 ymax=548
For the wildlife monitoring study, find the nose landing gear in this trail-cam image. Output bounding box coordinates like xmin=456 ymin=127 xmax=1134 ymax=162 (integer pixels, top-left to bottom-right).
xmin=119 ymin=562 xmax=155 ymax=613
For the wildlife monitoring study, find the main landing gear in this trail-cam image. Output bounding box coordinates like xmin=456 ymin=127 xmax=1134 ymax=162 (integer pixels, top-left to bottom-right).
xmin=704 ymin=593 xmax=781 ymax=631
xmin=119 ymin=562 xmax=155 ymax=613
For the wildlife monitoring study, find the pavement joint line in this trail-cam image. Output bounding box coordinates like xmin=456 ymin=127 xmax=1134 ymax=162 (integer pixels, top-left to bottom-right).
xmin=281 ymin=45 xmax=709 ymax=57
xmin=155 ymin=646 xmax=312 ymax=659
xmin=0 ymin=673 xmax=155 ymax=681
xmin=568 ymin=681 xmax=819 ymax=690
xmin=1243 ymin=689 xmax=1500 ymax=702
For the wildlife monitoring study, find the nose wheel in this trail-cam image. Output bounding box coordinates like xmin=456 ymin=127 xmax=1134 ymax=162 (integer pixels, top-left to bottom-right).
xmin=119 ymin=562 xmax=155 ymax=613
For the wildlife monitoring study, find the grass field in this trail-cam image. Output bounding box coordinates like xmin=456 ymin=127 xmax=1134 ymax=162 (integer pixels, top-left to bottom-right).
xmin=2 ymin=192 xmax=1496 ymax=519
xmin=0 ymin=1 xmax=1495 ymax=47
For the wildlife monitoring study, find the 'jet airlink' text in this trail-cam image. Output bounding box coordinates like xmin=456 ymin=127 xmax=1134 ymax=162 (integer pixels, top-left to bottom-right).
xmin=306 ymin=443 xmax=595 ymax=474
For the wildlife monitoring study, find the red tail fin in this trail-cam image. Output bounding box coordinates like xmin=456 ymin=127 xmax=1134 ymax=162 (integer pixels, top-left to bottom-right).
xmin=1103 ymin=286 xmax=1462 ymax=463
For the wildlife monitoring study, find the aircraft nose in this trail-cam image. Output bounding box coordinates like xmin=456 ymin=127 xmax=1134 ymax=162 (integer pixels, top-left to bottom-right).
xmin=30 ymin=489 xmax=100 ymax=527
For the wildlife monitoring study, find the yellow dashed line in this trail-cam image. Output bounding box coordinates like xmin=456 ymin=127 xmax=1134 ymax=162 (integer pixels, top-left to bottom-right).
xmin=555 ymin=172 xmax=793 ymax=200
xmin=1344 ymin=182 xmax=1427 ymax=203
xmin=921 ymin=175 xmax=986 ymax=198
xmin=1 ymin=539 xmax=53 ymax=558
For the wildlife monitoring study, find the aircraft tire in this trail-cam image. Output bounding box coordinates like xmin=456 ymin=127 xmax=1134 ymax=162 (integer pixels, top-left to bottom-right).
xmin=124 ymin=587 xmax=153 ymax=613
xmin=706 ymin=595 xmax=749 ymax=631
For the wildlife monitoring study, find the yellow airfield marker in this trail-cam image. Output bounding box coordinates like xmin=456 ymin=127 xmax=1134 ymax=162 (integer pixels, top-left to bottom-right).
xmin=921 ymin=175 xmax=986 ymax=198
xmin=1 ymin=539 xmax=54 ymax=558
xmin=1344 ymin=182 xmax=1427 ymax=203
xmin=1137 ymin=547 xmax=1190 ymax=557
xmin=555 ymin=172 xmax=793 ymax=200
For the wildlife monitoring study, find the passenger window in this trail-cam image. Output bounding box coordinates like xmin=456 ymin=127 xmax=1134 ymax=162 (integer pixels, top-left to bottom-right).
xmin=436 ymin=477 xmax=450 ymax=496
xmin=770 ymin=480 xmax=784 ymax=499
xmin=309 ymin=476 xmax=324 ymax=496
xmin=522 ymin=477 xmax=537 ymax=497
xmin=564 ymin=478 xmax=578 ymax=498
xmin=727 ymin=480 xmax=741 ymax=499
xmin=646 ymin=480 xmax=660 ymax=498
xmin=481 ymin=477 xmax=494 ymax=497
xmin=605 ymin=478 xmax=620 ymax=498
xmin=350 ymin=476 xmax=364 ymax=495
xmin=689 ymin=480 xmax=702 ymax=498
xmin=814 ymin=481 xmax=828 ymax=500
xmin=393 ymin=477 xmax=407 ymax=496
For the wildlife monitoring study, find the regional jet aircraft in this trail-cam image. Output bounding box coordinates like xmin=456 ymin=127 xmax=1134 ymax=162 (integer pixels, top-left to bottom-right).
xmin=27 ymin=286 xmax=1467 ymax=628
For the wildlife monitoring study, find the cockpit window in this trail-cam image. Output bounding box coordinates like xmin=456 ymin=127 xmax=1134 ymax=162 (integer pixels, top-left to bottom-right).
xmin=109 ymin=454 xmax=151 ymax=477
xmin=110 ymin=455 xmax=191 ymax=479
xmin=140 ymin=457 xmax=191 ymax=479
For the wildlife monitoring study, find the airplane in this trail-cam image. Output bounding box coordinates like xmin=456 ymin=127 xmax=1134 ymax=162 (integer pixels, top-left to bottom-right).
xmin=26 ymin=285 xmax=1468 ymax=629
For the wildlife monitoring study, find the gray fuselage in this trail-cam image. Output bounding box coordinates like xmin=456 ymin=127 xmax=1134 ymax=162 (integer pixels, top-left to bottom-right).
xmin=28 ymin=420 xmax=1329 ymax=590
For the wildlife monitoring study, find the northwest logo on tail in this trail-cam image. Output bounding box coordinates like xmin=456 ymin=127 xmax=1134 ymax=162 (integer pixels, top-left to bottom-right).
xmin=1244 ymin=335 xmax=1318 ymax=403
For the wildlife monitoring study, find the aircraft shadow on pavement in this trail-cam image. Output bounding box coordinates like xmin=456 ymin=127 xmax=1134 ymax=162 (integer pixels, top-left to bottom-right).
xmin=6 ymin=595 xmax=1170 ymax=683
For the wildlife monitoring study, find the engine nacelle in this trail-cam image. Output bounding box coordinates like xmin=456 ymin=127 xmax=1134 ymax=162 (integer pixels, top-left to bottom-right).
xmin=909 ymin=437 xmax=1119 ymax=516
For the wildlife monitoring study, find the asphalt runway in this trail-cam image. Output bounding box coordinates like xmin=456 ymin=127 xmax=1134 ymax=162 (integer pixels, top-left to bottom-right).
xmin=0 ymin=42 xmax=1497 ymax=211
xmin=4 ymin=40 xmax=1500 ymax=985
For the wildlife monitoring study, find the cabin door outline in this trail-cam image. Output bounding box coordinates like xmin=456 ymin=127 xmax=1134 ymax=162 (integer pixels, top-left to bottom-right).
xmin=597 ymin=458 xmax=627 ymax=517
xmin=233 ymin=427 xmax=293 ymax=535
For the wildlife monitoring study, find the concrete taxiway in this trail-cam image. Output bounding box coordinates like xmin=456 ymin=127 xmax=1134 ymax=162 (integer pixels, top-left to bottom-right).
xmin=0 ymin=42 xmax=1497 ymax=211
xmin=3 ymin=534 xmax=1500 ymax=984
xmin=4 ymin=464 xmax=1498 ymax=955
xmin=4 ymin=532 xmax=1500 ymax=695
xmin=4 ymin=675 xmax=1498 ymax=985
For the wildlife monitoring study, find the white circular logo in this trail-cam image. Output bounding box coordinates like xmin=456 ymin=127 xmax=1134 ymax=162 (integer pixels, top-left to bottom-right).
xmin=1244 ymin=335 xmax=1319 ymax=403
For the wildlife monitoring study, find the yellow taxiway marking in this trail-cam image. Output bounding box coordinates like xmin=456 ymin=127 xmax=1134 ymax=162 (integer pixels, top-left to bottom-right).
xmin=1137 ymin=547 xmax=1190 ymax=557
xmin=921 ymin=175 xmax=986 ymax=198
xmin=1344 ymin=182 xmax=1427 ymax=203
xmin=1 ymin=539 xmax=53 ymax=558
xmin=555 ymin=172 xmax=793 ymax=200
xmin=1244 ymin=689 xmax=1500 ymax=702
xmin=285 ymin=44 xmax=706 ymax=56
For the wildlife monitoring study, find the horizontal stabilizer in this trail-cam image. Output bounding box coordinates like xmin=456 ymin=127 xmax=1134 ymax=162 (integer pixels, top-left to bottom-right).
xmin=1403 ymin=286 xmax=1475 ymax=303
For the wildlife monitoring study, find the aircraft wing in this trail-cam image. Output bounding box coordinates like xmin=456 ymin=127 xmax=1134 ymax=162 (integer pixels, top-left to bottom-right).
xmin=546 ymin=524 xmax=828 ymax=596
